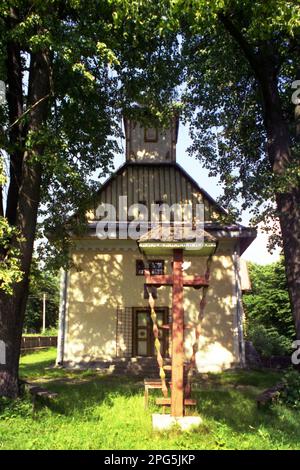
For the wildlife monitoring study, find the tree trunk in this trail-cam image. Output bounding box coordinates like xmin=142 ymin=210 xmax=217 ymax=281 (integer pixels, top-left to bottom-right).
xmin=0 ymin=293 xmax=26 ymax=397
xmin=277 ymin=190 xmax=300 ymax=339
xmin=260 ymin=67 xmax=300 ymax=340
xmin=5 ymin=40 xmax=25 ymax=226
xmin=218 ymin=16 xmax=300 ymax=341
xmin=0 ymin=48 xmax=51 ymax=397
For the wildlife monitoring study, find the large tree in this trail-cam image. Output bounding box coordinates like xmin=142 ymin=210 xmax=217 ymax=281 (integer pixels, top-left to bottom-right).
xmin=0 ymin=0 xmax=179 ymax=397
xmin=176 ymin=1 xmax=300 ymax=340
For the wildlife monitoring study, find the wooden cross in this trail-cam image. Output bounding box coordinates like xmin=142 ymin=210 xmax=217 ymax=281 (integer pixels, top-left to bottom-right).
xmin=144 ymin=249 xmax=209 ymax=417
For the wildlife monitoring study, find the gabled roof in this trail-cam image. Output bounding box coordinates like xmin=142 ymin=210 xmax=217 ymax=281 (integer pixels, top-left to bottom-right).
xmin=85 ymin=160 xmax=256 ymax=255
xmin=93 ymin=161 xmax=227 ymax=221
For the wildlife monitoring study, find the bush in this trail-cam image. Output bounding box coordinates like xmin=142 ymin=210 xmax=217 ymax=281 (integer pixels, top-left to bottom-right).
xmin=278 ymin=370 xmax=300 ymax=409
xmin=247 ymin=322 xmax=292 ymax=357
xmin=243 ymin=260 xmax=295 ymax=341
xmin=243 ymin=260 xmax=294 ymax=358
xmin=0 ymin=397 xmax=32 ymax=419
xmin=41 ymin=327 xmax=58 ymax=337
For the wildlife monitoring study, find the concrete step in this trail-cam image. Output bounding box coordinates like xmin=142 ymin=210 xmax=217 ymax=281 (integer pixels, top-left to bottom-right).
xmin=104 ymin=356 xmax=172 ymax=377
xmin=75 ymin=356 xmax=192 ymax=378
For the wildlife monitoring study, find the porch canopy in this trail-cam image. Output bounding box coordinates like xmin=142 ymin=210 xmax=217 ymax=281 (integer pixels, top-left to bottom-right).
xmin=137 ymin=223 xmax=217 ymax=256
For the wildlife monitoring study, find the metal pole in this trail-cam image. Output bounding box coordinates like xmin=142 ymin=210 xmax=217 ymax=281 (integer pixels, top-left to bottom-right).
xmin=42 ymin=293 xmax=46 ymax=333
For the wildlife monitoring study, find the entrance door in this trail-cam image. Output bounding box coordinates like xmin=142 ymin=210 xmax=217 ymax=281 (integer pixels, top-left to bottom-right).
xmin=133 ymin=307 xmax=169 ymax=357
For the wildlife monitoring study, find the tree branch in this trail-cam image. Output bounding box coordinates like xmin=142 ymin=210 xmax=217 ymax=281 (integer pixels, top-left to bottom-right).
xmin=5 ymin=38 xmax=24 ymax=226
xmin=8 ymin=93 xmax=50 ymax=130
xmin=218 ymin=13 xmax=261 ymax=79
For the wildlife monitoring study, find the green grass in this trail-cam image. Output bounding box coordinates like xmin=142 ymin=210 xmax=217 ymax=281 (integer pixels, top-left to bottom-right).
xmin=0 ymin=348 xmax=299 ymax=450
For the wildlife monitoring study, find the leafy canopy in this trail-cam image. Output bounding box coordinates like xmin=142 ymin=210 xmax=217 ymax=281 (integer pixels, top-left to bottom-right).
xmin=0 ymin=0 xmax=181 ymax=276
xmin=0 ymin=158 xmax=23 ymax=293
xmin=174 ymin=0 xmax=300 ymax=230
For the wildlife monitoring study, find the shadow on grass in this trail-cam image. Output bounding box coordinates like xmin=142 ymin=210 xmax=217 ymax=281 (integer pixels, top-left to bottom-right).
xmin=19 ymin=348 xmax=145 ymax=417
xmin=19 ymin=349 xmax=300 ymax=449
xmin=34 ymin=375 xmax=144 ymax=417
xmin=194 ymin=381 xmax=300 ymax=447
xmin=197 ymin=369 xmax=283 ymax=390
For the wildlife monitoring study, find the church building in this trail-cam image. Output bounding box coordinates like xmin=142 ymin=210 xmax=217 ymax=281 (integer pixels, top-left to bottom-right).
xmin=56 ymin=116 xmax=256 ymax=373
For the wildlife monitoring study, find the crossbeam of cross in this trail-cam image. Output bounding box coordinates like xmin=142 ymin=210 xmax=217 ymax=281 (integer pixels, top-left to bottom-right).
xmin=144 ymin=249 xmax=209 ymax=417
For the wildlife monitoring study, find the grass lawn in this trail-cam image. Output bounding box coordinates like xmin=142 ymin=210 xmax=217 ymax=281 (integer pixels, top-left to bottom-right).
xmin=0 ymin=348 xmax=299 ymax=450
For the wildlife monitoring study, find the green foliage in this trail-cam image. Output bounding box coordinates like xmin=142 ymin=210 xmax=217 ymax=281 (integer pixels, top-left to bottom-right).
xmin=24 ymin=263 xmax=59 ymax=333
xmin=247 ymin=323 xmax=292 ymax=357
xmin=0 ymin=155 xmax=23 ymax=293
xmin=0 ymin=0 xmax=181 ymax=270
xmin=244 ymin=259 xmax=294 ymax=338
xmin=243 ymin=259 xmax=295 ymax=341
xmin=176 ymin=0 xmax=300 ymax=230
xmin=0 ymin=397 xmax=33 ymax=420
xmin=0 ymin=217 xmax=23 ymax=294
xmin=278 ymin=369 xmax=300 ymax=409
xmin=40 ymin=327 xmax=58 ymax=337
xmin=244 ymin=259 xmax=294 ymax=356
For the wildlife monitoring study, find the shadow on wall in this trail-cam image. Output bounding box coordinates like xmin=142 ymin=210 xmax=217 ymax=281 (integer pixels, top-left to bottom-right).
xmin=65 ymin=250 xmax=239 ymax=372
xmin=182 ymin=254 xmax=238 ymax=373
xmin=66 ymin=251 xmax=126 ymax=362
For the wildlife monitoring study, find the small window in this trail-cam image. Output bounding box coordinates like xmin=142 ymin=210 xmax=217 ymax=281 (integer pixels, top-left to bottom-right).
xmin=144 ymin=127 xmax=158 ymax=142
xmin=149 ymin=260 xmax=164 ymax=275
xmin=136 ymin=260 xmax=145 ymax=276
xmin=136 ymin=260 xmax=164 ymax=276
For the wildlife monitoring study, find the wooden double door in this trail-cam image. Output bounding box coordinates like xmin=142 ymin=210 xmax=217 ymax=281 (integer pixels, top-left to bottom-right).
xmin=132 ymin=307 xmax=169 ymax=357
